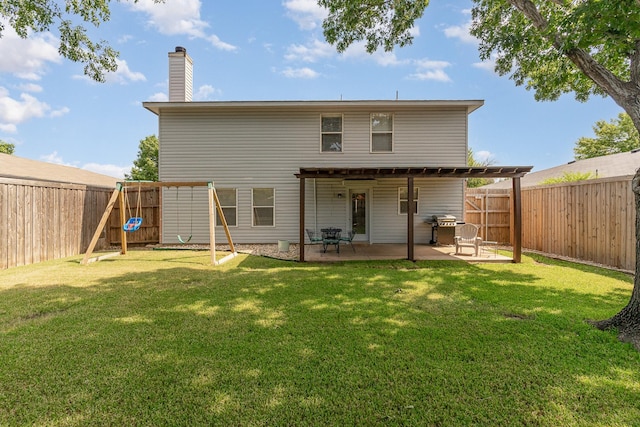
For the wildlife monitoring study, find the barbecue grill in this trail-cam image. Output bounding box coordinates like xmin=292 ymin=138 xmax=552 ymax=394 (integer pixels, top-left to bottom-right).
xmin=428 ymin=215 xmax=458 ymax=244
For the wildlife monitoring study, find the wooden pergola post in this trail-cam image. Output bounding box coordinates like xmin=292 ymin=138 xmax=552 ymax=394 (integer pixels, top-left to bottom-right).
xmin=512 ymin=176 xmax=523 ymax=263
xmin=299 ymin=177 xmax=306 ymax=262
xmin=407 ymin=176 xmax=415 ymax=261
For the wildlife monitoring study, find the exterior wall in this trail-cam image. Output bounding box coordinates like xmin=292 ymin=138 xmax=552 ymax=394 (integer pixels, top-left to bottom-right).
xmin=158 ymin=106 xmax=469 ymax=244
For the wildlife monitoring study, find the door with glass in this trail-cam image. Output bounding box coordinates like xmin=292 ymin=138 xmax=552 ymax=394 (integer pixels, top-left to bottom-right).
xmin=349 ymin=190 xmax=369 ymax=242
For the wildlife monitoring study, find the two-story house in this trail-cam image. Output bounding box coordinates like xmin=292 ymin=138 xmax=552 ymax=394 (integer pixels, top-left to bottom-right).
xmin=143 ymin=47 xmax=531 ymax=261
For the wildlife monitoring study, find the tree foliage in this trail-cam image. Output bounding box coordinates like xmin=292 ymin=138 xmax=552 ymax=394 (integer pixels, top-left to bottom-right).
xmin=574 ymin=113 xmax=640 ymax=160
xmin=540 ymin=171 xmax=595 ymax=185
xmin=126 ymin=135 xmax=158 ymax=181
xmin=0 ymin=0 xmax=164 ymax=82
xmin=0 ymin=140 xmax=15 ymax=155
xmin=466 ymin=148 xmax=495 ymax=188
xmin=320 ymin=0 xmax=640 ymax=132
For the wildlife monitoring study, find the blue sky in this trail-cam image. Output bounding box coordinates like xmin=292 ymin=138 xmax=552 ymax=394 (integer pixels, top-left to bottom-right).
xmin=0 ymin=0 xmax=624 ymax=178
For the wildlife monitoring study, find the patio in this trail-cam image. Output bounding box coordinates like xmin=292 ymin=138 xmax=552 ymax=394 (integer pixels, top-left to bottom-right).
xmin=303 ymin=243 xmax=512 ymax=262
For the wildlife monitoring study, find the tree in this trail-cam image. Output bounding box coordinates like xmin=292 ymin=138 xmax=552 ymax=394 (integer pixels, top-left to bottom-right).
xmin=466 ymin=148 xmax=495 ymax=188
xmin=0 ymin=140 xmax=15 ymax=154
xmin=126 ymin=135 xmax=158 ymax=181
xmin=0 ymin=0 xmax=163 ymax=82
xmin=319 ymin=0 xmax=640 ymax=348
xmin=540 ymin=171 xmax=595 ymax=185
xmin=574 ymin=113 xmax=640 ymax=160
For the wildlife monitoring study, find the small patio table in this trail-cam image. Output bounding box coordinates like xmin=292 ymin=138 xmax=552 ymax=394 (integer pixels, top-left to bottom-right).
xmin=321 ymin=228 xmax=342 ymax=253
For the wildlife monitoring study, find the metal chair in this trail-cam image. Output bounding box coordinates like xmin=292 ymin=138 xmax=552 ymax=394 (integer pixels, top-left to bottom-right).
xmin=339 ymin=231 xmax=356 ymax=252
xmin=454 ymin=224 xmax=483 ymax=256
xmin=305 ymin=229 xmax=323 ymax=246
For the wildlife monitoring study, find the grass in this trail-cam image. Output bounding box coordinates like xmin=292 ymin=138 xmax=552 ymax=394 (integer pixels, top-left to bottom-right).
xmin=0 ymin=250 xmax=638 ymax=426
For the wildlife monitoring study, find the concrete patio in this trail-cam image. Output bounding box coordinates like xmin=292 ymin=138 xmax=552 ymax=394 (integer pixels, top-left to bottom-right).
xmin=303 ymin=243 xmax=512 ymax=262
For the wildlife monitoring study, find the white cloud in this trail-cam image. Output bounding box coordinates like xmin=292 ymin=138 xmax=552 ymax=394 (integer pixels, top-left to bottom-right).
xmin=443 ymin=21 xmax=477 ymax=45
xmin=194 ymin=85 xmax=219 ymax=101
xmin=148 ymin=92 xmax=168 ymax=102
xmin=41 ymin=151 xmax=130 ymax=178
xmin=473 ymin=58 xmax=497 ymax=73
xmin=285 ymin=39 xmax=335 ymax=62
xmin=82 ymin=162 xmax=131 ymax=178
xmin=281 ymin=67 xmax=320 ymax=79
xmin=408 ymin=59 xmax=452 ymax=82
xmin=340 ymin=42 xmax=407 ymax=67
xmin=50 ymin=107 xmax=70 ymax=118
xmin=283 ymin=0 xmax=327 ymax=30
xmin=17 ymin=83 xmax=43 ymax=93
xmin=0 ymin=87 xmax=68 ymax=132
xmin=476 ymin=150 xmax=494 ymax=163
xmin=73 ymin=59 xmax=146 ymax=84
xmin=128 ymin=0 xmax=236 ymax=51
xmin=105 ymin=59 xmax=147 ymax=84
xmin=0 ymin=22 xmax=61 ymax=80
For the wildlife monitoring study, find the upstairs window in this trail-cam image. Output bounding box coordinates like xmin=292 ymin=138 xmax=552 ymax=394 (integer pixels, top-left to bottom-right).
xmin=215 ymin=188 xmax=237 ymax=227
xmin=252 ymin=188 xmax=275 ymax=227
xmin=321 ymin=115 xmax=343 ymax=152
xmin=398 ymin=187 xmax=419 ymax=215
xmin=371 ymin=113 xmax=393 ymax=152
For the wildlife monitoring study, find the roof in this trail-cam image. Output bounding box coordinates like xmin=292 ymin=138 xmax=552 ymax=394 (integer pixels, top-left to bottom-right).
xmin=143 ymin=99 xmax=485 ymax=115
xmin=296 ymin=166 xmax=533 ymax=179
xmin=482 ymin=149 xmax=640 ymax=189
xmin=0 ymin=153 xmax=119 ymax=188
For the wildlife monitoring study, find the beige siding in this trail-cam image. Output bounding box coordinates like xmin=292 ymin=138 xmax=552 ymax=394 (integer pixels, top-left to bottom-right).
xmin=159 ymin=106 xmax=470 ymax=244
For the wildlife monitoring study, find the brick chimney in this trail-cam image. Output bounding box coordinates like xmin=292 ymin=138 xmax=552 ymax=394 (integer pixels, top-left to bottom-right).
xmin=168 ymin=46 xmax=193 ymax=102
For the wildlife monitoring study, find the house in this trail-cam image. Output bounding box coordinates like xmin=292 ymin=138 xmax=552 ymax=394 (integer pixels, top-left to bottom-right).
xmin=482 ymin=149 xmax=640 ymax=189
xmin=143 ymin=47 xmax=531 ymax=261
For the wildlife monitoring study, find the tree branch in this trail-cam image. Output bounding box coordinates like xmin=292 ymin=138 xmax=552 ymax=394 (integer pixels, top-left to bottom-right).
xmin=507 ymin=0 xmax=631 ymax=107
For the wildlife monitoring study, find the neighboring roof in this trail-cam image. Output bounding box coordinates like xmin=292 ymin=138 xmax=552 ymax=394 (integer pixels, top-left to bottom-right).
xmin=296 ymin=166 xmax=533 ymax=179
xmin=0 ymin=153 xmax=119 ymax=188
xmin=143 ymin=99 xmax=485 ymax=115
xmin=482 ymin=149 xmax=640 ymax=189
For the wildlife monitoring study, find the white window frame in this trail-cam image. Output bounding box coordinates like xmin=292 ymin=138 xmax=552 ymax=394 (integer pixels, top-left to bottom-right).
xmin=215 ymin=188 xmax=238 ymax=227
xmin=370 ymin=113 xmax=394 ymax=153
xmin=252 ymin=188 xmax=275 ymax=227
xmin=320 ymin=114 xmax=343 ymax=153
xmin=398 ymin=187 xmax=419 ymax=215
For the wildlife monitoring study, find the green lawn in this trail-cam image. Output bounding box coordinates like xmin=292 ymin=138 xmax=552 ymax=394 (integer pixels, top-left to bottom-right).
xmin=0 ymin=251 xmax=637 ymax=426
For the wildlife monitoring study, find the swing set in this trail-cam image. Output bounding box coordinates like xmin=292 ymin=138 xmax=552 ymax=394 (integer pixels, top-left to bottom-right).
xmin=81 ymin=181 xmax=236 ymax=266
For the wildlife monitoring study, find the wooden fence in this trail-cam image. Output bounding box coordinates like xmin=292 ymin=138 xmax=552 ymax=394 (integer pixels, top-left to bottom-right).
xmin=107 ymin=186 xmax=160 ymax=245
xmin=1 ymin=178 xmax=160 ymax=270
xmin=466 ymin=175 xmax=636 ymax=271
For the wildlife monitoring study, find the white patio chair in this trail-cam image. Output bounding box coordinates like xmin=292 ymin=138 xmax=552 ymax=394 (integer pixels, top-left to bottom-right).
xmin=454 ymin=224 xmax=483 ymax=256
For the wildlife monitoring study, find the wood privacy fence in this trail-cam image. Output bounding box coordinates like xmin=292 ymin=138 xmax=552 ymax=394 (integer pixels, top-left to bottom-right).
xmin=466 ymin=175 xmax=636 ymax=271
xmin=107 ymin=186 xmax=160 ymax=245
xmin=1 ymin=178 xmax=160 ymax=270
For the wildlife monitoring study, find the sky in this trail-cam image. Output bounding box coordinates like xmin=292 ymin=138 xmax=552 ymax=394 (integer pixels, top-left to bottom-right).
xmin=0 ymin=0 xmax=625 ymax=178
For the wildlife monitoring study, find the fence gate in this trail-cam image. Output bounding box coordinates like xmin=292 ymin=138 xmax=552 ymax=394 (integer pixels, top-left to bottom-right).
xmin=465 ymin=188 xmax=512 ymax=244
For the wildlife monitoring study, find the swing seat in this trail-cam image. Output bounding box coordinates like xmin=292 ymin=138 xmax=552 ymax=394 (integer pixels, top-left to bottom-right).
xmin=123 ymin=217 xmax=143 ymax=232
xmin=177 ymin=234 xmax=192 ymax=244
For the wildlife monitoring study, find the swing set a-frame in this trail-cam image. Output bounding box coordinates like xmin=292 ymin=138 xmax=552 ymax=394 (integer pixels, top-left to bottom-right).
xmin=81 ymin=181 xmax=236 ymax=266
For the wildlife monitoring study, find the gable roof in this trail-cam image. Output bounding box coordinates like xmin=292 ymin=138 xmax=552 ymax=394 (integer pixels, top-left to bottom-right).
xmin=482 ymin=149 xmax=640 ymax=189
xmin=0 ymin=153 xmax=119 ymax=188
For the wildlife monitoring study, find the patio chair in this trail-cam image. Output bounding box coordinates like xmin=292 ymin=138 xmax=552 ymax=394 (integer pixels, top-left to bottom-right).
xmin=306 ymin=229 xmax=323 ymax=245
xmin=454 ymin=223 xmax=483 ymax=256
xmin=339 ymin=230 xmax=356 ymax=252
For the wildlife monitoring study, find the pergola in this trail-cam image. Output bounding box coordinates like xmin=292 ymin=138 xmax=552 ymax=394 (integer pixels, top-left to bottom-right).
xmin=295 ymin=166 xmax=533 ymax=262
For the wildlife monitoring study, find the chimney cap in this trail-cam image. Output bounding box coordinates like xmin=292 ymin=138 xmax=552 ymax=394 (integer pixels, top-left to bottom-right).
xmin=175 ymin=46 xmax=186 ymax=53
